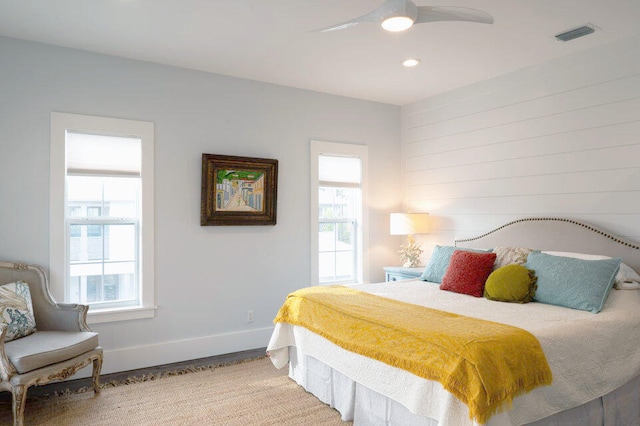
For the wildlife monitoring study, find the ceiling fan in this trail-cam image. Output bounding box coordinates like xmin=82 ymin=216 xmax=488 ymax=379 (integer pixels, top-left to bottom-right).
xmin=317 ymin=0 xmax=494 ymax=33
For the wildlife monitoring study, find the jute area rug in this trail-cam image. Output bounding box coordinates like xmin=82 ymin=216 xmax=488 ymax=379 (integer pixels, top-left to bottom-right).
xmin=0 ymin=356 xmax=351 ymax=425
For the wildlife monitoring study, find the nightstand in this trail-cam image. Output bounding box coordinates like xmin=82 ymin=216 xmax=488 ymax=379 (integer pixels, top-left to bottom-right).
xmin=383 ymin=266 xmax=424 ymax=282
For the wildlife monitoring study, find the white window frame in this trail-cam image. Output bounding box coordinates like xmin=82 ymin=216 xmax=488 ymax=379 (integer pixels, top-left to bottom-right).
xmin=310 ymin=140 xmax=369 ymax=286
xmin=50 ymin=112 xmax=156 ymax=324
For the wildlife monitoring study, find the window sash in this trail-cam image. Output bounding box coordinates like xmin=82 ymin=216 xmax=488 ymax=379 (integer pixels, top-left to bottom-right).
xmin=317 ymin=185 xmax=362 ymax=284
xmin=69 ymin=266 xmax=138 ymax=309
xmin=66 ymin=217 xmax=140 ymax=307
xmin=318 ymin=219 xmax=358 ymax=284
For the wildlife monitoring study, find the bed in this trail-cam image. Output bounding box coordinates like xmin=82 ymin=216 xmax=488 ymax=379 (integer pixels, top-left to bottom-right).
xmin=267 ymin=218 xmax=640 ymax=425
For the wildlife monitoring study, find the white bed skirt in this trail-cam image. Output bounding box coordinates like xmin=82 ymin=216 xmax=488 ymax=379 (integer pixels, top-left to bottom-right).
xmin=288 ymin=347 xmax=640 ymax=426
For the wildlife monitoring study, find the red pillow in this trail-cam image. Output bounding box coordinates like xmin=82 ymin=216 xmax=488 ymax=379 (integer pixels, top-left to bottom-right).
xmin=440 ymin=250 xmax=497 ymax=297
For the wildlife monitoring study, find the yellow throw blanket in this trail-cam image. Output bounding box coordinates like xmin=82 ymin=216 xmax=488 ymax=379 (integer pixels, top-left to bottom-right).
xmin=274 ymin=285 xmax=552 ymax=424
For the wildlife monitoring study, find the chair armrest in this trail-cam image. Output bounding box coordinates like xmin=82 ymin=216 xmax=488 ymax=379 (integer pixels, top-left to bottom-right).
xmin=36 ymin=303 xmax=91 ymax=332
xmin=57 ymin=303 xmax=80 ymax=309
xmin=0 ymin=324 xmax=17 ymax=381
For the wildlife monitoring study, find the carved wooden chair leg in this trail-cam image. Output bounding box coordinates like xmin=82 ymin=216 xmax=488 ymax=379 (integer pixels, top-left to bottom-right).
xmin=92 ymin=355 xmax=103 ymax=393
xmin=12 ymin=384 xmax=27 ymax=426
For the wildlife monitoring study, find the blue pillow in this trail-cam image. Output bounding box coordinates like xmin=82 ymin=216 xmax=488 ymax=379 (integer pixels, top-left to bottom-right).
xmin=525 ymin=252 xmax=621 ymax=313
xmin=420 ymin=245 xmax=492 ymax=283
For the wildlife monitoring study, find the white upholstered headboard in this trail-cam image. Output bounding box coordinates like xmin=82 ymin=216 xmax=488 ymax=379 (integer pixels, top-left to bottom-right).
xmin=456 ymin=218 xmax=640 ymax=272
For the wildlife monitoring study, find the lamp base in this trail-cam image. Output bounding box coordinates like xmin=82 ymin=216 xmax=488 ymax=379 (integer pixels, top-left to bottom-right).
xmin=398 ymin=235 xmax=423 ymax=269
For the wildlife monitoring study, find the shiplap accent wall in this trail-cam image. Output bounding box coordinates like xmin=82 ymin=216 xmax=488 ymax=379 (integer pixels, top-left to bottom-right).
xmin=401 ymin=35 xmax=640 ymax=253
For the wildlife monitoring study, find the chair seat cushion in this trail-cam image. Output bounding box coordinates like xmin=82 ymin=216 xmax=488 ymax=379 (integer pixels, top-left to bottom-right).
xmin=4 ymin=330 xmax=99 ymax=374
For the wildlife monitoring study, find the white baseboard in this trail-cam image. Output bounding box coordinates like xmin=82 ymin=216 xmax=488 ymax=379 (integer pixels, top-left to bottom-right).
xmin=74 ymin=326 xmax=274 ymax=378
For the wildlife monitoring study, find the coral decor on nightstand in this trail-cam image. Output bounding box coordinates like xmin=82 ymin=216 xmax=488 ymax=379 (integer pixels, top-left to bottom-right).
xmin=398 ymin=235 xmax=423 ymax=268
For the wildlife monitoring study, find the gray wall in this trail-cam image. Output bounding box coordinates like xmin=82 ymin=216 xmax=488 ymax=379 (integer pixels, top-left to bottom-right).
xmin=0 ymin=36 xmax=401 ymax=373
xmin=401 ymin=34 xmax=640 ymax=257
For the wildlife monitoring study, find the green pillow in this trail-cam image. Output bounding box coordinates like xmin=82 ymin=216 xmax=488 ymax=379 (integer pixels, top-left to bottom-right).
xmin=484 ymin=264 xmax=537 ymax=303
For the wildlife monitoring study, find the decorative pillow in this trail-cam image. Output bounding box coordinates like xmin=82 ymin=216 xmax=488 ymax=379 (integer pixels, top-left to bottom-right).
xmin=616 ymin=281 xmax=640 ymax=290
xmin=542 ymin=251 xmax=609 ymax=260
xmin=542 ymin=251 xmax=640 ymax=290
xmin=493 ymin=246 xmax=533 ymax=269
xmin=615 ymin=262 xmax=640 ymax=290
xmin=0 ymin=281 xmax=37 ymax=341
xmin=484 ymin=264 xmax=537 ymax=303
xmin=440 ymin=250 xmax=497 ymax=297
xmin=420 ymin=245 xmax=492 ymax=283
xmin=526 ymin=252 xmax=621 ymax=313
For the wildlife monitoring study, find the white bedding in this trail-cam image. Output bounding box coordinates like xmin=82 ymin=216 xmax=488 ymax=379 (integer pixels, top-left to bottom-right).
xmin=267 ymin=280 xmax=640 ymax=425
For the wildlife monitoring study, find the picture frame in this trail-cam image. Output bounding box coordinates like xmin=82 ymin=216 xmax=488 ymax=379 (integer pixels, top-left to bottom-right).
xmin=201 ymin=154 xmax=278 ymax=226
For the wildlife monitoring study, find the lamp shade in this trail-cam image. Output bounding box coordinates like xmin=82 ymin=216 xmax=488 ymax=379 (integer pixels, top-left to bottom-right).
xmin=389 ymin=213 xmax=429 ymax=235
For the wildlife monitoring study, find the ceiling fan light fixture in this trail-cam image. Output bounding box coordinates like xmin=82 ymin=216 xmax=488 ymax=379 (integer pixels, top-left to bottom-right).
xmin=402 ymin=58 xmax=421 ymax=67
xmin=316 ymin=1 xmax=492 ymax=33
xmin=381 ymin=16 xmax=414 ymax=32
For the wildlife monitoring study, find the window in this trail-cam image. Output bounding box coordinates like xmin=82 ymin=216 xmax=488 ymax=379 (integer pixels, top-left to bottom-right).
xmin=310 ymin=141 xmax=369 ymax=285
xmin=50 ymin=113 xmax=155 ymax=323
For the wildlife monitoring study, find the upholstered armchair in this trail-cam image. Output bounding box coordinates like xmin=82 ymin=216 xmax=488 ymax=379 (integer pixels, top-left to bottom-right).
xmin=0 ymin=261 xmax=103 ymax=426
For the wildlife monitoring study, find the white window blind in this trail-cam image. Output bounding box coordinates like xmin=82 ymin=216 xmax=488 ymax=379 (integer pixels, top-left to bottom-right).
xmin=66 ymin=132 xmax=141 ymax=176
xmin=319 ymin=155 xmax=361 ymax=188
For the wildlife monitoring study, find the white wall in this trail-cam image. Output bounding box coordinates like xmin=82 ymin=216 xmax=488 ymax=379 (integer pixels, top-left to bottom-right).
xmin=0 ymin=36 xmax=401 ymax=373
xmin=401 ymin=34 xmax=640 ymax=258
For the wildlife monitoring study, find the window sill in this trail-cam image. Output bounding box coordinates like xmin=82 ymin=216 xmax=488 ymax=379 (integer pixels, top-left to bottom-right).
xmin=87 ymin=305 xmax=157 ymax=324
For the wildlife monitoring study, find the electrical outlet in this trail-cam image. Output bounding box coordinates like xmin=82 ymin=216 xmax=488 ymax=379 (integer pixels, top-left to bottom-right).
xmin=247 ymin=310 xmax=254 ymax=323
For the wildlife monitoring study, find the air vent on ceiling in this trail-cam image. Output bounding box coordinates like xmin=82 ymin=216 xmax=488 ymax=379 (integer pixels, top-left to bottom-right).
xmin=555 ymin=24 xmax=597 ymax=42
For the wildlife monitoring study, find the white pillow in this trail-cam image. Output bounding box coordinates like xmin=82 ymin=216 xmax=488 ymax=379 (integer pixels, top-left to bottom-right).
xmin=616 ymin=264 xmax=640 ymax=289
xmin=542 ymin=251 xmax=640 ymax=290
xmin=493 ymin=246 xmax=533 ymax=269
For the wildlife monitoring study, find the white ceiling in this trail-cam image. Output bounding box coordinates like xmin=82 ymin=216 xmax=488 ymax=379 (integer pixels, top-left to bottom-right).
xmin=1 ymin=0 xmax=640 ymax=105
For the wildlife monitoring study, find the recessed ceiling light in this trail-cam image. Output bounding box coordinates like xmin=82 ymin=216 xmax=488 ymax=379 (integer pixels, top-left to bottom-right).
xmin=402 ymin=58 xmax=421 ymax=67
xmin=382 ymin=16 xmax=414 ymax=32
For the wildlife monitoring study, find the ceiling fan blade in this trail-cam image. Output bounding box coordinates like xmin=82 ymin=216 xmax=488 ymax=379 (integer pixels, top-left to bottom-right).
xmin=316 ymin=21 xmax=361 ymax=32
xmin=415 ymin=6 xmax=494 ymax=25
xmin=313 ymin=8 xmax=381 ymax=32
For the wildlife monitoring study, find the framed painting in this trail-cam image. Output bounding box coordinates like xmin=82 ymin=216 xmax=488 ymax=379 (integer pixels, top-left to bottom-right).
xmin=201 ymin=154 xmax=278 ymax=226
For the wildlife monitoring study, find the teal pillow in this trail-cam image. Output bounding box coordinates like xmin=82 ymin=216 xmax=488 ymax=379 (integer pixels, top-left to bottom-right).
xmin=525 ymin=252 xmax=621 ymax=313
xmin=420 ymin=245 xmax=492 ymax=283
